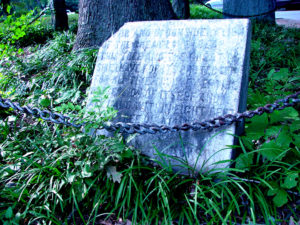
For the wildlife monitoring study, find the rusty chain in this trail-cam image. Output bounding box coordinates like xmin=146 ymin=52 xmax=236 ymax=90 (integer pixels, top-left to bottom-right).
xmin=0 ymin=91 xmax=299 ymax=134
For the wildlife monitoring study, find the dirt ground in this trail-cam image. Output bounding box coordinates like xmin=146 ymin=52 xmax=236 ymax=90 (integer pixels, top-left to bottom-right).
xmin=276 ymin=19 xmax=300 ymax=28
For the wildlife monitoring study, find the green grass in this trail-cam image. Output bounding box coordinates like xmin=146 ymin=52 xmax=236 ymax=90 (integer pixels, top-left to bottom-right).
xmin=190 ymin=4 xmax=222 ymax=19
xmin=0 ymin=8 xmax=299 ymax=225
xmin=40 ymin=13 xmax=79 ymax=33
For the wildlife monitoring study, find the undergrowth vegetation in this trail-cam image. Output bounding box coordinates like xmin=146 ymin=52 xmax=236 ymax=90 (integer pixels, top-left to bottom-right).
xmin=190 ymin=4 xmax=222 ymax=19
xmin=0 ymin=7 xmax=299 ymax=225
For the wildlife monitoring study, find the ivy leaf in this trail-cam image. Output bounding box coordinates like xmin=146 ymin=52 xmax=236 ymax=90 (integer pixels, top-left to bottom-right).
xmin=281 ymin=173 xmax=298 ymax=189
xmin=273 ymin=189 xmax=288 ymax=208
xmin=106 ymin=166 xmax=122 ymax=183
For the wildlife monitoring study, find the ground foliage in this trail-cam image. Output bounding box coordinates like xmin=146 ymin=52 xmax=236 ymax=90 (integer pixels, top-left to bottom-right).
xmin=0 ymin=6 xmax=299 ymax=225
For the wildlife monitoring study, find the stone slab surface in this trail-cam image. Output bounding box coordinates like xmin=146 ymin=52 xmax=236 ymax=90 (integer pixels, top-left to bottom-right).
xmin=87 ymin=19 xmax=251 ymax=174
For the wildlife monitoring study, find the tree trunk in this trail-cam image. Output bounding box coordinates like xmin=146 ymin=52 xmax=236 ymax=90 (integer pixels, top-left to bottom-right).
xmin=223 ymin=0 xmax=276 ymax=23
xmin=172 ymin=0 xmax=190 ymax=19
xmin=73 ymin=0 xmax=177 ymax=51
xmin=52 ymin=0 xmax=69 ymax=31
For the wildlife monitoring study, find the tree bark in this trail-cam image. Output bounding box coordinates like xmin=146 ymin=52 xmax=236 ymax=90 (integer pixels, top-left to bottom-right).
xmin=52 ymin=0 xmax=69 ymax=31
xmin=223 ymin=0 xmax=276 ymax=23
xmin=73 ymin=0 xmax=177 ymax=51
xmin=172 ymin=0 xmax=190 ymax=19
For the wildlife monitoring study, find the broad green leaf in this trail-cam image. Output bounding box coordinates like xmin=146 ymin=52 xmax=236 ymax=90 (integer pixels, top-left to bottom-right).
xmin=265 ymin=126 xmax=283 ymax=137
xmin=275 ymin=129 xmax=293 ymax=147
xmin=235 ymin=153 xmax=254 ymax=170
xmin=121 ymin=149 xmax=134 ymax=159
xmin=245 ymin=114 xmax=268 ymax=139
xmin=288 ymin=76 xmax=300 ymax=82
xmin=39 ymin=95 xmax=51 ymax=107
xmin=292 ymin=133 xmax=300 ymax=147
xmin=111 ymin=142 xmax=126 ymax=152
xmin=273 ymin=189 xmax=288 ymax=207
xmin=259 ymin=141 xmax=287 ymax=161
xmin=5 ymin=206 xmax=13 ymax=219
xmin=269 ymin=68 xmax=289 ymax=81
xmin=267 ymin=68 xmax=276 ymax=79
xmin=240 ymin=136 xmax=255 ymax=151
xmin=265 ymin=125 xmax=292 ymax=148
xmin=67 ymin=102 xmax=75 ymax=110
xmin=290 ymin=120 xmax=300 ymax=132
xmin=282 ymin=173 xmax=298 ymax=189
xmin=267 ymin=188 xmax=278 ymax=197
xmin=270 ymin=107 xmax=299 ymax=124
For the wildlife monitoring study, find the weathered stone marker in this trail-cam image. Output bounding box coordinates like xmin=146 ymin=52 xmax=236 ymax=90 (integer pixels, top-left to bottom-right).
xmin=87 ymin=19 xmax=251 ymax=174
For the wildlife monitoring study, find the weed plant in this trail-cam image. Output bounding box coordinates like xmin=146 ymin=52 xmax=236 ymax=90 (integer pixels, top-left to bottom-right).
xmin=0 ymin=31 xmax=97 ymax=108
xmin=0 ymin=9 xmax=299 ymax=225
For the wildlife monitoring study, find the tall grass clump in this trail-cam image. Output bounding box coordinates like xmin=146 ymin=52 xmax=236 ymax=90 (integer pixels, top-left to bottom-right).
xmin=0 ymin=30 xmax=97 ymax=108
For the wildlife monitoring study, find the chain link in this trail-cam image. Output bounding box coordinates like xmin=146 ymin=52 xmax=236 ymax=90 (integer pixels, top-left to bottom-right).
xmin=0 ymin=91 xmax=299 ymax=134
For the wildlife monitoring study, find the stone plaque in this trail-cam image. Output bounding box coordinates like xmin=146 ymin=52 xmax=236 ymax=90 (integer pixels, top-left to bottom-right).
xmin=87 ymin=19 xmax=251 ymax=174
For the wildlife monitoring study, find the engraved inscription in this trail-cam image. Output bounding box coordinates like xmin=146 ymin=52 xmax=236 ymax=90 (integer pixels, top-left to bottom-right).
xmin=87 ymin=19 xmax=251 ymax=173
